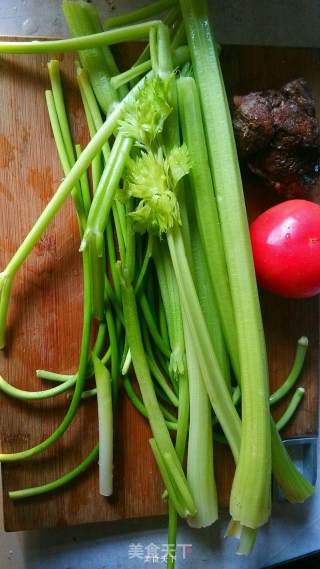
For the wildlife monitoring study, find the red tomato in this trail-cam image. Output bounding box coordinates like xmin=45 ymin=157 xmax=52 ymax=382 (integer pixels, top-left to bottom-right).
xmin=250 ymin=199 xmax=320 ymax=298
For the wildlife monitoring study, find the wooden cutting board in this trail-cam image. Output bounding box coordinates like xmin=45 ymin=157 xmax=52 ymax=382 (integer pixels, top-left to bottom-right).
xmin=0 ymin=41 xmax=318 ymax=532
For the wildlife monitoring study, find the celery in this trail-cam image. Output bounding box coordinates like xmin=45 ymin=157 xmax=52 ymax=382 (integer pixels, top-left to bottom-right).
xmin=180 ymin=0 xmax=271 ymax=533
xmin=93 ymin=354 xmax=113 ymax=496
xmin=270 ymin=337 xmax=308 ymax=405
xmin=0 ymin=75 xmax=152 ymax=346
xmin=123 ymin=376 xmax=177 ymax=431
xmin=111 ymin=45 xmax=189 ymax=90
xmin=275 ymin=388 xmax=305 ymax=431
xmin=177 ymin=76 xmax=239 ymax=377
xmin=75 ymin=144 xmax=91 ymax=216
xmin=63 ymin=0 xmax=118 ymax=112
xmin=184 ymin=323 xmax=218 ymax=528
xmin=121 ymin=283 xmax=195 ymax=517
xmin=0 ymin=374 xmax=76 ymax=400
xmin=0 ymin=245 xmax=92 ymax=462
xmin=0 ymin=21 xmax=161 ymax=54
xmin=232 ymin=337 xmax=309 ymax=408
xmin=9 ymin=444 xmax=99 ymax=500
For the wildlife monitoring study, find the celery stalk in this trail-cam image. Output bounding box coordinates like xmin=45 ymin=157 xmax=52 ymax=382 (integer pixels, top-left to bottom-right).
xmin=275 ymin=388 xmax=305 ymax=431
xmin=177 ymin=76 xmax=239 ymax=378
xmin=0 ymin=21 xmax=161 ymax=53
xmin=111 ymin=45 xmax=189 ymax=90
xmin=167 ymin=226 xmax=241 ymax=461
xmin=180 ymin=0 xmax=271 ymax=531
xmin=0 ymin=245 xmax=92 ymax=462
xmin=93 ymin=355 xmax=113 ymax=496
xmin=184 ymin=322 xmax=218 ymax=528
xmin=121 ymin=283 xmax=195 ymax=517
xmin=63 ymin=0 xmax=118 ymax=112
xmin=9 ymin=444 xmax=99 ymax=500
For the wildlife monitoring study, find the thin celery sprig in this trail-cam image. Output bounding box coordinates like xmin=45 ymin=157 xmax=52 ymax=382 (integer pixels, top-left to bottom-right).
xmin=9 ymin=444 xmax=99 ymax=500
xmin=276 ymin=388 xmax=305 ymax=431
xmin=270 ymin=337 xmax=308 ymax=405
xmin=0 ymin=21 xmax=161 ymax=54
xmin=111 ymin=45 xmax=189 ymax=90
xmin=0 ymin=245 xmax=92 ymax=462
xmin=232 ymin=336 xmax=309 ymax=408
xmin=0 ymin=374 xmax=76 ymax=401
xmin=105 ymin=0 xmax=177 ymax=29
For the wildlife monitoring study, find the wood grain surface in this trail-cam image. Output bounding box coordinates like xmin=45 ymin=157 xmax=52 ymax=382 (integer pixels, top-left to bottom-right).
xmin=0 ymin=42 xmax=318 ymax=532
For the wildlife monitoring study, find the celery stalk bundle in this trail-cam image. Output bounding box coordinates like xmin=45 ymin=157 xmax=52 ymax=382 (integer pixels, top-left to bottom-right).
xmin=0 ymin=1 xmax=314 ymax=567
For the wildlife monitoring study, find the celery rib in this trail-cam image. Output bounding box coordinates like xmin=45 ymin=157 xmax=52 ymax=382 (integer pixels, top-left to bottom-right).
xmin=93 ymin=355 xmax=113 ymax=496
xmin=270 ymin=337 xmax=308 ymax=405
xmin=121 ymin=282 xmax=195 ymax=517
xmin=0 ymin=21 xmax=161 ymax=54
xmin=180 ymin=0 xmax=271 ymax=530
xmin=9 ymin=444 xmax=99 ymax=500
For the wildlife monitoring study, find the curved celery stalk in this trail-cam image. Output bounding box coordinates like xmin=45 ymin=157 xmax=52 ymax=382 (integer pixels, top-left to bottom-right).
xmin=76 ymin=64 xmax=110 ymax=163
xmin=111 ymin=45 xmax=189 ymax=90
xmin=45 ymin=88 xmax=85 ymax=228
xmin=180 ymin=0 xmax=271 ymax=532
xmin=0 ymin=246 xmax=92 ymax=462
xmin=270 ymin=337 xmax=308 ymax=405
xmin=0 ymin=374 xmax=76 ymax=401
xmin=232 ymin=336 xmax=309 ymax=408
xmin=92 ymin=355 xmax=113 ymax=496
xmin=9 ymin=444 xmax=99 ymax=500
xmin=0 ymin=21 xmax=161 ymax=54
xmin=271 ymin=419 xmax=314 ymax=502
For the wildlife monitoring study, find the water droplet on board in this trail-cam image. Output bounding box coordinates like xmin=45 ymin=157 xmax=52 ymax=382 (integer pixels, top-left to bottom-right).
xmin=21 ymin=17 xmax=39 ymax=35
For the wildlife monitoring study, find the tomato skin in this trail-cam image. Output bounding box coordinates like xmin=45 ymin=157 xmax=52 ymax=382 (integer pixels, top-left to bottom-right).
xmin=250 ymin=199 xmax=320 ymax=298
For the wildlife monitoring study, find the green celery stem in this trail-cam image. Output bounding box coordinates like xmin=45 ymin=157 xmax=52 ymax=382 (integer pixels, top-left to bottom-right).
xmin=121 ymin=282 xmax=195 ymax=516
xmin=276 ymin=388 xmax=305 ymax=431
xmin=0 ymin=21 xmax=162 ymax=53
xmin=167 ymin=226 xmax=241 ymax=461
xmin=270 ymin=337 xmax=308 ymax=405
xmin=0 ymin=247 xmax=92 ymax=462
xmin=180 ymin=0 xmax=271 ymax=529
xmin=9 ymin=444 xmax=99 ymax=500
